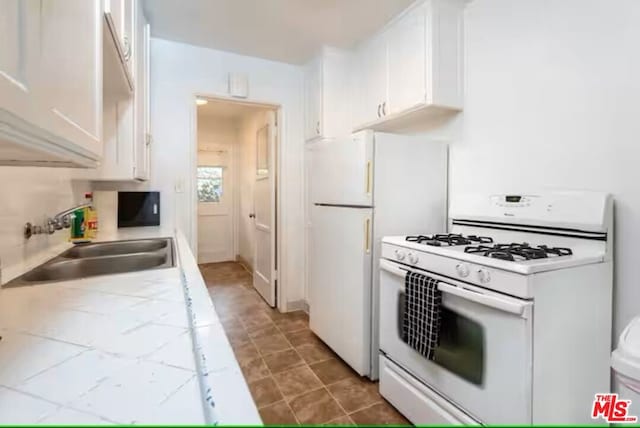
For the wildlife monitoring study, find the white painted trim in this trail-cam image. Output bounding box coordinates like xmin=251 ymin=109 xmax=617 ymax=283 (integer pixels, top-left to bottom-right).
xmin=236 ymin=254 xmax=253 ymax=273
xmin=191 ymin=93 xmax=283 ymax=311
xmin=286 ymin=299 xmax=309 ymax=314
xmin=275 ymin=108 xmax=286 ymax=312
xmin=232 ymin=119 xmax=240 ymax=261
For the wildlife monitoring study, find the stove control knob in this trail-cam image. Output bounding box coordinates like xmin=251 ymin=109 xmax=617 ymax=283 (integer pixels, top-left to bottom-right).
xmin=407 ymin=252 xmax=419 ymax=265
xmin=455 ymin=263 xmax=470 ymax=278
xmin=394 ymin=249 xmax=406 ymax=261
xmin=477 ymin=268 xmax=491 ymax=284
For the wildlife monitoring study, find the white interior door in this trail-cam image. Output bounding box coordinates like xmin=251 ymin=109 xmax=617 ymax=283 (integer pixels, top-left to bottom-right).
xmin=253 ymin=112 xmax=277 ymax=306
xmin=197 ymin=145 xmax=234 ymax=264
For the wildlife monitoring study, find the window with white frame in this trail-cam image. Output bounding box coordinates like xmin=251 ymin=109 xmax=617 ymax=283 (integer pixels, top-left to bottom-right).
xmin=197 ymin=166 xmax=223 ymax=203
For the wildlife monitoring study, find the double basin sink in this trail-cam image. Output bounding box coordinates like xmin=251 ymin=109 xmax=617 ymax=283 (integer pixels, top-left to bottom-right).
xmin=5 ymin=238 xmax=175 ymax=286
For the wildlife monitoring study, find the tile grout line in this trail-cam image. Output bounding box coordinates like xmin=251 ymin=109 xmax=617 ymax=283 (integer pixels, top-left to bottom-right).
xmin=206 ymin=263 xmax=369 ymax=426
xmin=292 ymin=346 xmax=350 ymax=425
xmin=224 ymin=271 xmax=301 ymax=425
xmin=257 ymin=310 xmax=305 ymax=425
xmin=261 ymin=348 xmax=302 ymax=425
xmin=244 ymin=296 xmax=302 ymax=424
xmin=270 ymin=301 xmax=358 ymax=424
xmin=322 ymin=383 xmax=353 ymax=422
xmin=273 ymin=317 xmax=340 ymax=411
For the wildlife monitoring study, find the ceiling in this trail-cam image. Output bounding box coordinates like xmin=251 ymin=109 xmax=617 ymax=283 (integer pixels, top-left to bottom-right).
xmin=197 ymin=98 xmax=271 ymax=120
xmin=143 ymin=0 xmax=413 ymax=64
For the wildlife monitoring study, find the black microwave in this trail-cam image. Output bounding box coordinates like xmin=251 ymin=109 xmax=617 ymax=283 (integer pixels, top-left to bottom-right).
xmin=117 ymin=191 xmax=160 ymax=228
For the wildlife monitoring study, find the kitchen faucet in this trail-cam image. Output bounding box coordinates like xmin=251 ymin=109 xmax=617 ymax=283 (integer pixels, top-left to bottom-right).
xmin=24 ymin=202 xmax=93 ymax=239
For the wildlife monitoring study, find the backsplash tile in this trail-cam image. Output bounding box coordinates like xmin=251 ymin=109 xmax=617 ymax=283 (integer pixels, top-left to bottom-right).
xmin=0 ymin=167 xmax=91 ymax=285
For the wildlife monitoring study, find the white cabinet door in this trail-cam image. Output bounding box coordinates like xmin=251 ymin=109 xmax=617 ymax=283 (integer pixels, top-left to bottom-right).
xmin=303 ymin=48 xmax=350 ymax=141
xmin=98 ymin=0 xmax=149 ymax=182
xmin=304 ymin=56 xmax=322 ymax=140
xmin=105 ymin=0 xmax=134 ymax=63
xmin=134 ymin=15 xmax=150 ymax=180
xmin=387 ymin=4 xmax=426 ymax=115
xmin=359 ymin=32 xmax=387 ymax=124
xmin=0 ymin=0 xmax=39 ymax=121
xmin=351 ymin=0 xmax=463 ymax=132
xmin=40 ymin=0 xmax=102 ymax=149
xmin=122 ymin=0 xmax=135 ymax=67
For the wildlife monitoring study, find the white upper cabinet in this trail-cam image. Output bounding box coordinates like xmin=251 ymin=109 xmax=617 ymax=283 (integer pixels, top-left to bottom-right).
xmin=95 ymin=0 xmax=150 ymax=181
xmin=40 ymin=0 xmax=102 ymax=151
xmin=386 ymin=3 xmax=426 ymax=115
xmin=304 ymin=55 xmax=322 ymax=140
xmin=0 ymin=0 xmax=102 ymax=167
xmin=103 ymin=0 xmax=134 ymax=98
xmin=134 ymin=17 xmax=151 ymax=180
xmin=104 ymin=0 xmax=134 ymax=67
xmin=0 ymin=1 xmax=39 ymax=125
xmin=353 ymin=0 xmax=464 ymax=132
xmin=303 ymin=47 xmax=351 ymax=141
xmin=358 ymin=32 xmax=388 ymax=126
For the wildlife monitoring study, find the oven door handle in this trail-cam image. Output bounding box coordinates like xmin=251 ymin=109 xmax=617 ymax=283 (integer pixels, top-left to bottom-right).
xmin=380 ymin=259 xmax=527 ymax=316
xmin=437 ymin=282 xmax=525 ymax=316
xmin=380 ymin=259 xmax=409 ymax=277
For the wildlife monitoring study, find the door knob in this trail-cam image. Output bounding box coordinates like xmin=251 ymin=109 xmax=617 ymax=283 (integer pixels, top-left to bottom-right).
xmin=249 ymin=213 xmax=255 ymax=218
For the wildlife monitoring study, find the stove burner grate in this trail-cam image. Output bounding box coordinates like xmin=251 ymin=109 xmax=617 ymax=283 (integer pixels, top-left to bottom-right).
xmin=405 ymin=234 xmax=493 ymax=247
xmin=464 ymin=243 xmax=573 ymax=261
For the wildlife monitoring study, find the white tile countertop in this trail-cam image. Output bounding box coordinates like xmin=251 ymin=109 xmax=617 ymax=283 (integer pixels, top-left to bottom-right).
xmin=0 ymin=227 xmax=261 ymax=425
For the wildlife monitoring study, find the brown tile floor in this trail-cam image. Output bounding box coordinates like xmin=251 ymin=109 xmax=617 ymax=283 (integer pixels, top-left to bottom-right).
xmin=200 ymin=261 xmax=411 ymax=426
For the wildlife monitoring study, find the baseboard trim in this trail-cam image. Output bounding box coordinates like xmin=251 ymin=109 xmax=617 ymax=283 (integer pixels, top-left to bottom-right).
xmin=236 ymin=254 xmax=253 ymax=273
xmin=286 ymin=299 xmax=308 ymax=313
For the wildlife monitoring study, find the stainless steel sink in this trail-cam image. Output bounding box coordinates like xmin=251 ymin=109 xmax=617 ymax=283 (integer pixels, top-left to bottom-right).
xmin=61 ymin=239 xmax=169 ymax=259
xmin=4 ymin=238 xmax=175 ymax=286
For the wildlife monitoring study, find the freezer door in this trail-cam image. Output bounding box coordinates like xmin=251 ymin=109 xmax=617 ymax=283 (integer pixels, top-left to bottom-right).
xmin=309 ymin=204 xmax=373 ymax=375
xmin=309 ymin=133 xmax=374 ymax=206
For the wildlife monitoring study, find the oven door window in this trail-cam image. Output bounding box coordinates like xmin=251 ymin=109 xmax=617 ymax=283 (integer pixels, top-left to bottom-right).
xmin=434 ymin=307 xmax=484 ymax=386
xmin=399 ymin=291 xmax=484 ymax=385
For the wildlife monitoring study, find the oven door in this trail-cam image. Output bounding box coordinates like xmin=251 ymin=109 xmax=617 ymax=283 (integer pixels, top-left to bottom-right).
xmin=379 ymin=258 xmax=533 ymax=424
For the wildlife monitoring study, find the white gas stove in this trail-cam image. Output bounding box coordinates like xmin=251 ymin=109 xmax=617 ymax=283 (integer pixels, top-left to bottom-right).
xmin=378 ymin=191 xmax=614 ymax=424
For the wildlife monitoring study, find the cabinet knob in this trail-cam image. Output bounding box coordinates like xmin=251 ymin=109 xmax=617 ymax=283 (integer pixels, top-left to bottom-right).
xmin=123 ymin=35 xmax=132 ymax=62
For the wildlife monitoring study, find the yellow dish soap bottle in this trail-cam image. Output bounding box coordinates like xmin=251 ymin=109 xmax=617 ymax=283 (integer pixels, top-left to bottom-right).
xmin=70 ymin=192 xmax=97 ymax=243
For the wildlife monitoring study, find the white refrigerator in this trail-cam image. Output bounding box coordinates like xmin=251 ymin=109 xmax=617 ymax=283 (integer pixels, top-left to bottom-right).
xmin=307 ymin=130 xmax=448 ymax=379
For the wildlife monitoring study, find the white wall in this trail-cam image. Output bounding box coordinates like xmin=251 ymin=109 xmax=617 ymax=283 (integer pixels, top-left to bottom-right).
xmin=0 ymin=167 xmax=91 ymax=284
xmin=452 ymin=0 xmax=640 ymax=337
xmin=149 ymin=38 xmax=306 ymax=308
xmin=198 ymin=116 xmax=238 ymax=147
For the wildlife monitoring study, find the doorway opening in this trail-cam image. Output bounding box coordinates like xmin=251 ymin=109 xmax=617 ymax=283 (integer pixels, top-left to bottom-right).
xmin=195 ymin=96 xmax=280 ymax=307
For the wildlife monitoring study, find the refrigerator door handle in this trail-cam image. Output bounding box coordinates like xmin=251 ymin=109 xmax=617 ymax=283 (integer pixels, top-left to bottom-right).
xmin=365 ymin=160 xmax=372 ymax=195
xmin=364 ymin=217 xmax=371 ymax=254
